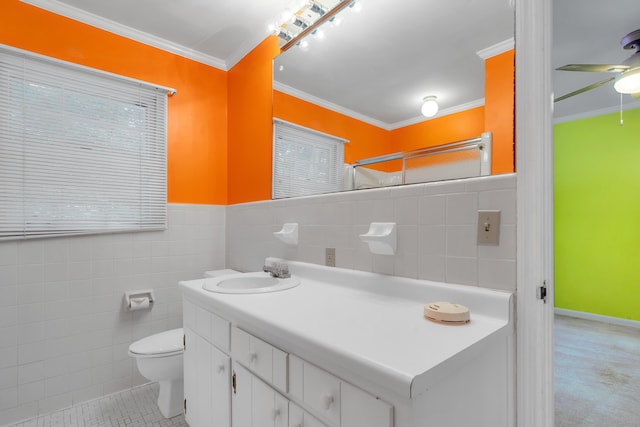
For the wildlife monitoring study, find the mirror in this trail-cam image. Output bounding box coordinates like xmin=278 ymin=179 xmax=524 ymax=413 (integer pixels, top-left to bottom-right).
xmin=272 ymin=0 xmax=515 ymax=197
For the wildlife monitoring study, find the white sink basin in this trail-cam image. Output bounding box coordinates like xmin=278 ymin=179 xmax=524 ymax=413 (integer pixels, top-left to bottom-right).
xmin=202 ymin=272 xmax=300 ymax=294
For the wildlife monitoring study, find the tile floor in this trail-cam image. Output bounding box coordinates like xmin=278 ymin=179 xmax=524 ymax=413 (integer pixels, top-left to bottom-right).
xmin=9 ymin=315 xmax=637 ymax=427
xmin=555 ymin=315 xmax=640 ymax=426
xmin=3 ymin=383 xmax=187 ymax=427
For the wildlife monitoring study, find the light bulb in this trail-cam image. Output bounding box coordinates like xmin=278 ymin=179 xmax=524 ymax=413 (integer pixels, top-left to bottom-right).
xmin=281 ymin=10 xmax=294 ymax=23
xmin=421 ymin=96 xmax=439 ymax=117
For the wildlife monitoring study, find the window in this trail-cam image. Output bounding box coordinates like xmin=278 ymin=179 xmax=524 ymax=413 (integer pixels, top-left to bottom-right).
xmin=0 ymin=45 xmax=170 ymax=240
xmin=272 ymin=119 xmax=345 ymax=199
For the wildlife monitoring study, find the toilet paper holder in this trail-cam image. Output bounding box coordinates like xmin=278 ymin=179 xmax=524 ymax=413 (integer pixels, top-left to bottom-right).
xmin=124 ymin=290 xmax=155 ymax=311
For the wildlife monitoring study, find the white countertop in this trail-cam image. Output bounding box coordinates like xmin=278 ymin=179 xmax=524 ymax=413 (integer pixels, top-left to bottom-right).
xmin=179 ymin=259 xmax=513 ymax=399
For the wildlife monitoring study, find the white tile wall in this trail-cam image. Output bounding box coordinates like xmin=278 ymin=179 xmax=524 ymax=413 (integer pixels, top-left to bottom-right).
xmin=0 ymin=204 xmax=226 ymax=426
xmin=226 ymin=174 xmax=516 ymax=291
xmin=1 ymin=176 xmax=516 ymax=424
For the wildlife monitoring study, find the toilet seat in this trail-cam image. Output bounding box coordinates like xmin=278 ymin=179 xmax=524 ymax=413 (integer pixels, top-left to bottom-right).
xmin=128 ymin=328 xmax=183 ymax=358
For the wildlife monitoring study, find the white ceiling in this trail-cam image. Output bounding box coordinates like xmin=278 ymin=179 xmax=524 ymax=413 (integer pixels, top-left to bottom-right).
xmin=22 ymin=0 xmax=297 ymax=69
xmin=274 ymin=0 xmax=514 ymax=128
xmin=22 ymin=0 xmax=640 ymax=125
xmin=553 ymin=0 xmax=640 ymax=121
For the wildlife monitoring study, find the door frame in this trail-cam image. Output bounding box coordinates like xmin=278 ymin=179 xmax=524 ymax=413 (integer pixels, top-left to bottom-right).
xmin=515 ymin=0 xmax=555 ymax=426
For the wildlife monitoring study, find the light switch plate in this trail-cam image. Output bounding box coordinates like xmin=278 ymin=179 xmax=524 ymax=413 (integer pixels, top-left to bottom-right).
xmin=477 ymin=210 xmax=501 ymax=245
xmin=325 ymin=248 xmax=336 ymax=267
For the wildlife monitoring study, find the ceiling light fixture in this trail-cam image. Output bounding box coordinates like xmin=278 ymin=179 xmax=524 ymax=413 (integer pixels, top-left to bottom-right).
xmin=293 ymin=17 xmax=309 ymax=30
xmin=613 ymin=68 xmax=640 ymax=94
xmin=273 ymin=0 xmax=358 ymax=52
xmin=349 ymin=1 xmax=363 ymax=12
xmin=421 ymin=96 xmax=439 ymax=118
xmin=309 ymin=3 xmax=326 ymax=16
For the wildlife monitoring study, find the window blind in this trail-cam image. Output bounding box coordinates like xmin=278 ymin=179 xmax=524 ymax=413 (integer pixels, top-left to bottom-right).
xmin=0 ymin=45 xmax=168 ymax=240
xmin=273 ymin=120 xmax=345 ymax=199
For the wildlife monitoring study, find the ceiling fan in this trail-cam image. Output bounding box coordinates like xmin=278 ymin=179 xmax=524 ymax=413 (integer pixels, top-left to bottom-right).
xmin=555 ymin=28 xmax=640 ymax=102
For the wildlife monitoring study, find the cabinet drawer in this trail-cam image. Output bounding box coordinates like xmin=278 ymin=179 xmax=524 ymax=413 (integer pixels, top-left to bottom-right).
xmin=341 ymin=382 xmax=393 ymax=427
xmin=231 ymin=326 xmax=288 ymax=393
xmin=289 ymin=356 xmax=340 ymax=426
xmin=289 ymin=356 xmax=393 ymax=427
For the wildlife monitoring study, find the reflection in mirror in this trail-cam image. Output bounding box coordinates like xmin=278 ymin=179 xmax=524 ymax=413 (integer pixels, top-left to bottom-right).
xmin=272 ymin=0 xmax=515 ymax=198
xmin=347 ymin=132 xmax=492 ymax=190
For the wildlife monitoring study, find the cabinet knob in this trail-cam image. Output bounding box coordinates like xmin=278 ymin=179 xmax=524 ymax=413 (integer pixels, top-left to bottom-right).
xmin=322 ymin=394 xmax=334 ymax=410
xmin=249 ymin=352 xmax=258 ymax=363
xmin=217 ymin=364 xmax=225 ymax=374
xmin=273 ymin=409 xmax=281 ymax=420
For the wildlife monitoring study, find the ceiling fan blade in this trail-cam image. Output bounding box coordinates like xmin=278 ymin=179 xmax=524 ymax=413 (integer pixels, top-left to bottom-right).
xmin=556 ymin=64 xmax=630 ymax=73
xmin=554 ymin=77 xmax=616 ymax=103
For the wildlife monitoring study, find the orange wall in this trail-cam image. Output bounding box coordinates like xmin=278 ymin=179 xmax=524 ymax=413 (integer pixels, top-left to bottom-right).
xmin=0 ymin=0 xmax=228 ymax=204
xmin=273 ymin=91 xmax=392 ymax=164
xmin=391 ymin=107 xmax=485 ymax=151
xmin=485 ymin=50 xmax=515 ymax=174
xmin=2 ymin=0 xmax=515 ymax=205
xmin=227 ymin=37 xmax=281 ymax=204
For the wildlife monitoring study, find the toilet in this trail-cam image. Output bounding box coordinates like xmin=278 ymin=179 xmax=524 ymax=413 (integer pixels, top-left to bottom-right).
xmin=128 ymin=328 xmax=184 ymax=418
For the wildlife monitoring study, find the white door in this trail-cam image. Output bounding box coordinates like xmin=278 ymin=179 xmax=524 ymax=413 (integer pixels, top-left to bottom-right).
xmin=183 ymin=328 xmax=197 ymax=426
xmin=185 ymin=328 xmax=232 ymax=427
xmin=514 ymin=0 xmax=555 ymax=425
xmin=252 ymin=378 xmax=278 ymax=427
xmin=212 ymin=345 xmax=231 ymax=427
xmin=233 ymin=362 xmax=253 ymax=427
xmin=233 ymin=362 xmax=289 ymax=427
xmin=195 ymin=334 xmax=213 ymax=427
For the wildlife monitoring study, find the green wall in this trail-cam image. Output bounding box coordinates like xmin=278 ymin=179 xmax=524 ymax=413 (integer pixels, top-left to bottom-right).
xmin=554 ymin=108 xmax=640 ymax=321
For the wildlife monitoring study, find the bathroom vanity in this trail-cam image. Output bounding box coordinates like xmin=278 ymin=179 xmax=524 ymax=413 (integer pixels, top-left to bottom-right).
xmin=179 ymin=258 xmax=514 ymax=427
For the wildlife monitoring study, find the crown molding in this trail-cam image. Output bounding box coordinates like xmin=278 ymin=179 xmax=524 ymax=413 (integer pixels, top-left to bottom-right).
xmin=20 ymin=0 xmax=228 ymax=70
xmin=389 ymin=99 xmax=486 ymax=130
xmin=476 ymin=37 xmax=515 ymax=60
xmin=273 ymin=81 xmax=392 ymax=130
xmin=553 ymin=99 xmax=640 ymax=124
xmin=274 ymin=81 xmax=486 ymax=131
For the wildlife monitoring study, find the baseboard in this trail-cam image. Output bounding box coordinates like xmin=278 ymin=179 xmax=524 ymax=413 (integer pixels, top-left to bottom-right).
xmin=555 ymin=307 xmax=640 ymax=330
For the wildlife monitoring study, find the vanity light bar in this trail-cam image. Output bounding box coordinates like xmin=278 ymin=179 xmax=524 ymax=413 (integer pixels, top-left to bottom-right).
xmin=309 ymin=2 xmax=327 ymax=16
xmin=280 ymin=0 xmax=354 ymax=52
xmin=293 ymin=18 xmax=309 ymax=30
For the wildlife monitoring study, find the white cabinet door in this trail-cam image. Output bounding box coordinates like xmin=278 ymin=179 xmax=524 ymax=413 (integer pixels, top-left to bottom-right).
xmin=184 ymin=328 xmax=196 ymax=426
xmin=233 ymin=363 xmax=253 ymax=427
xmin=289 ymin=403 xmax=328 ymax=427
xmin=233 ymin=361 xmax=289 ymax=427
xmin=253 ymin=378 xmax=278 ymax=427
xmin=212 ymin=345 xmax=231 ymax=427
xmin=184 ymin=327 xmax=231 ymax=427
xmin=195 ymin=333 xmax=213 ymax=426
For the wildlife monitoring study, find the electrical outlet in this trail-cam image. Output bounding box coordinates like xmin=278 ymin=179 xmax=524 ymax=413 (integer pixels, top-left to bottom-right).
xmin=325 ymin=248 xmax=336 ymax=267
xmin=477 ymin=210 xmax=501 ymax=245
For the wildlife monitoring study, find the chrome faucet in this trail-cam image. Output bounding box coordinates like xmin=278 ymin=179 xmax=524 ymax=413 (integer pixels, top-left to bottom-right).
xmin=263 ymin=262 xmax=291 ymax=279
